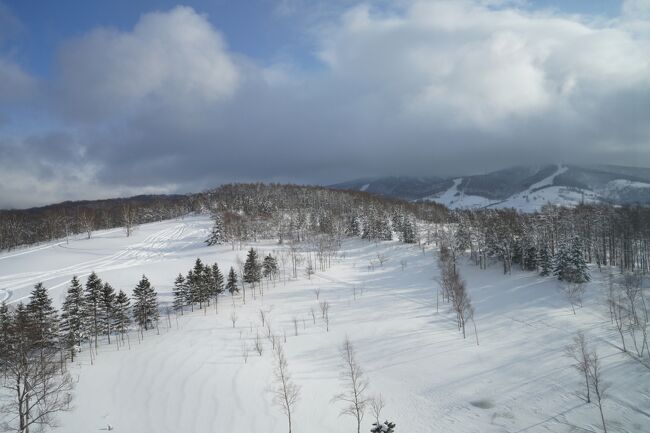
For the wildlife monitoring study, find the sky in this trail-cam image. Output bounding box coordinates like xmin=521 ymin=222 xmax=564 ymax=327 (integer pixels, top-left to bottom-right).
xmin=0 ymin=0 xmax=649 ymax=208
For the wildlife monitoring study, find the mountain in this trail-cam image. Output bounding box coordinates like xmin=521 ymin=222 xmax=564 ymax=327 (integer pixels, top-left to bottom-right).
xmin=331 ymin=164 xmax=650 ymax=211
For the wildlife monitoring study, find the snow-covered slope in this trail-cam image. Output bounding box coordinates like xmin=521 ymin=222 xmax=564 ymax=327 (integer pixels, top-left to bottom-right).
xmin=1 ymin=216 xmax=648 ymax=432
xmin=333 ymin=164 xmax=650 ymax=211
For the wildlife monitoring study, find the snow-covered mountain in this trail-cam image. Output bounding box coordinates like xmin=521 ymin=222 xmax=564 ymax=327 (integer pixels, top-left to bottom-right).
xmin=332 ymin=164 xmax=650 ymax=211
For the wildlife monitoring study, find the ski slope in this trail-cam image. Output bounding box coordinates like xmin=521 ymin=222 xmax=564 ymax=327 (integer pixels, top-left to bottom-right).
xmin=1 ymin=216 xmax=648 ymax=433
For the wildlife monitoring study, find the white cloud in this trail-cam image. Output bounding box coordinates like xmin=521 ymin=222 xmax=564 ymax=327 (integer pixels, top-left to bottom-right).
xmin=54 ymin=6 xmax=239 ymax=121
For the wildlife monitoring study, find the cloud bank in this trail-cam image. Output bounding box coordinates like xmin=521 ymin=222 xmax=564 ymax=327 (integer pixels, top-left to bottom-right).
xmin=1 ymin=1 xmax=649 ymax=207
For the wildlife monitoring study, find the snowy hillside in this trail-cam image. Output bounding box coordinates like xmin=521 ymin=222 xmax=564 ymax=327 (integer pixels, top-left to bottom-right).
xmin=333 ymin=164 xmax=650 ymax=211
xmin=1 ymin=216 xmax=648 ymax=432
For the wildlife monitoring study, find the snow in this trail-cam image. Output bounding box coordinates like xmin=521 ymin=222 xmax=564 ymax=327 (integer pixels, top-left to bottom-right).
xmin=426 ymin=166 xmax=602 ymax=212
xmin=360 ymin=183 xmax=370 ymax=192
xmin=1 ymin=215 xmax=649 ymax=433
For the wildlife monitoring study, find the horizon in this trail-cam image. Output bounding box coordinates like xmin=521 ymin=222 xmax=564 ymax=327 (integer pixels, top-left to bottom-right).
xmin=1 ymin=0 xmax=649 ymax=208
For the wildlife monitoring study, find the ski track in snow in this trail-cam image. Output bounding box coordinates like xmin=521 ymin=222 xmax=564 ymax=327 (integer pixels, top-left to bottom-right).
xmin=1 ymin=215 xmax=648 ymax=433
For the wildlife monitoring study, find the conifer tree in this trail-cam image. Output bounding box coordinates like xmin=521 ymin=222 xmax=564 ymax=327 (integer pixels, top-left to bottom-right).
xmin=554 ymin=237 xmax=590 ymax=283
xmin=538 ymin=246 xmax=552 ymax=276
xmin=186 ymin=269 xmax=196 ymax=312
xmin=206 ymin=213 xmax=226 ymax=246
xmin=191 ymin=258 xmax=207 ymax=308
xmin=133 ymin=275 xmax=159 ymax=331
xmin=0 ymin=301 xmax=11 ymax=368
xmin=347 ymin=214 xmax=361 ymax=237
xmin=263 ymin=254 xmax=279 ymax=282
xmin=100 ymin=282 xmax=116 ymax=344
xmin=401 ymin=219 xmax=417 ymax=244
xmin=244 ymin=248 xmax=262 ymax=289
xmin=85 ymin=271 xmax=103 ymax=348
xmin=211 ymin=263 xmax=224 ymax=312
xmin=172 ymin=273 xmax=187 ymax=315
xmin=227 ymin=266 xmax=239 ymax=295
xmin=114 ymin=290 xmax=131 ymax=339
xmin=26 ymin=282 xmax=59 ymax=352
xmin=60 ymin=276 xmax=85 ymax=361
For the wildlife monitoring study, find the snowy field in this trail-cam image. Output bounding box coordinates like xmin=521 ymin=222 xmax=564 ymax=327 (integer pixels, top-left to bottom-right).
xmin=1 ymin=215 xmax=649 ymax=433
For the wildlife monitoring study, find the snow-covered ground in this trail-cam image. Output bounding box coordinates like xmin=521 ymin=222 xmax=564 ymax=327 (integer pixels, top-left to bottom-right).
xmin=1 ymin=215 xmax=649 ymax=432
xmin=426 ymin=166 xmax=603 ymax=211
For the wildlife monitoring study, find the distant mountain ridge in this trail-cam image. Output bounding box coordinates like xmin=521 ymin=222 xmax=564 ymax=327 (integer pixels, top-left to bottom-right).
xmin=331 ymin=164 xmax=650 ymax=211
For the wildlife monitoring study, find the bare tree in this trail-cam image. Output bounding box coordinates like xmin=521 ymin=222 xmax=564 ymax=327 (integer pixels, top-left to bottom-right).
xmin=292 ymin=316 xmax=299 ymax=336
xmin=370 ymin=394 xmax=385 ymax=425
xmin=562 ymin=282 xmax=586 ymax=315
xmin=565 ymin=331 xmax=591 ymax=403
xmin=272 ymin=344 xmax=300 ymax=433
xmin=376 ymin=253 xmax=388 ymax=267
xmin=319 ymin=300 xmax=329 ymax=319
xmin=314 ymin=288 xmax=321 ymax=300
xmin=230 ymin=309 xmax=238 ymax=328
xmin=255 ymin=331 xmax=263 ymax=356
xmin=122 ymin=204 xmax=137 ymax=237
xmin=1 ymin=318 xmax=74 ymax=433
xmin=333 ymin=337 xmax=369 ymax=433
xmin=310 ymin=308 xmax=316 ymax=325
xmin=78 ymin=210 xmax=94 ymax=239
xmin=588 ymin=350 xmax=609 ymax=433
xmin=259 ymin=309 xmax=268 ymax=327
xmin=241 ymin=341 xmax=250 ymax=364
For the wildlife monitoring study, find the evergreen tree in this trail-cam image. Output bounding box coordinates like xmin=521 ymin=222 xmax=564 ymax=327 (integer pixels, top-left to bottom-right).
xmin=132 ymin=275 xmax=159 ymax=331
xmin=243 ymin=248 xmax=262 ymax=288
xmin=346 ymin=214 xmax=361 ymax=237
xmin=85 ymin=271 xmax=103 ymax=348
xmin=538 ymin=246 xmax=552 ymax=276
xmin=211 ymin=263 xmax=225 ymax=310
xmin=100 ymin=282 xmax=116 ymax=344
xmin=26 ymin=282 xmax=59 ymax=352
xmin=114 ymin=290 xmax=131 ymax=339
xmin=263 ymin=254 xmax=279 ymax=281
xmin=0 ymin=301 xmax=11 ymax=367
xmin=191 ymin=258 xmax=207 ymax=308
xmin=202 ymin=265 xmax=215 ymax=307
xmin=371 ymin=421 xmax=396 ymax=433
xmin=186 ymin=269 xmax=196 ymax=312
xmin=172 ymin=273 xmax=187 ymax=315
xmin=60 ymin=276 xmax=85 ymax=360
xmin=206 ymin=213 xmax=226 ymax=246
xmin=401 ymin=219 xmax=417 ymax=244
xmin=554 ymin=237 xmax=590 ymax=283
xmin=227 ymin=266 xmax=239 ymax=295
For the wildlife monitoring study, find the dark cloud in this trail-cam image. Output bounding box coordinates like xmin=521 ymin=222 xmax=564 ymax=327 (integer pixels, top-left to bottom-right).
xmin=1 ymin=1 xmax=650 ymax=207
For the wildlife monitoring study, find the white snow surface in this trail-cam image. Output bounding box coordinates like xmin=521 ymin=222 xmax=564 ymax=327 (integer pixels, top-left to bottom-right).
xmin=1 ymin=215 xmax=649 ymax=433
xmin=427 ymin=166 xmax=604 ymax=211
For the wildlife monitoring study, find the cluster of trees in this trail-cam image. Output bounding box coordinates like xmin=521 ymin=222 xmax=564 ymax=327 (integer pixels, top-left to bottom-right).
xmin=1 ymin=274 xmax=161 ymax=431
xmin=0 ymin=195 xmax=194 ymax=251
xmin=202 ymin=184 xmax=447 ymax=250
xmin=607 ymin=271 xmax=649 ymax=363
xmin=438 ymin=245 xmax=477 ymax=344
xmin=450 ymin=204 xmax=650 ymax=278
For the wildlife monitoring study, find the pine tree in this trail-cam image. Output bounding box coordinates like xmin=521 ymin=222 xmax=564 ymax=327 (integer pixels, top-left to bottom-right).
xmin=132 ymin=275 xmax=159 ymax=331
xmin=211 ymin=263 xmax=224 ymax=311
xmin=227 ymin=266 xmax=239 ymax=295
xmin=538 ymin=246 xmax=552 ymax=276
xmin=186 ymin=269 xmax=196 ymax=312
xmin=346 ymin=214 xmax=361 ymax=237
xmin=0 ymin=301 xmax=11 ymax=367
xmin=243 ymin=248 xmax=262 ymax=288
xmin=26 ymin=282 xmax=59 ymax=352
xmin=172 ymin=273 xmax=187 ymax=315
xmin=401 ymin=218 xmax=417 ymax=244
xmin=100 ymin=282 xmax=116 ymax=344
xmin=60 ymin=276 xmax=85 ymax=360
xmin=371 ymin=421 xmax=396 ymax=433
xmin=191 ymin=258 xmax=207 ymax=309
xmin=206 ymin=213 xmax=226 ymax=246
xmin=554 ymin=237 xmax=590 ymax=283
xmin=114 ymin=290 xmax=131 ymax=339
xmin=85 ymin=271 xmax=103 ymax=348
xmin=202 ymin=265 xmax=215 ymax=308
xmin=263 ymin=254 xmax=279 ymax=281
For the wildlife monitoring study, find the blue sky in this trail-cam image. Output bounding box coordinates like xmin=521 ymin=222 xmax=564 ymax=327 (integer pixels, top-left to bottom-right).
xmin=0 ymin=0 xmax=649 ymax=208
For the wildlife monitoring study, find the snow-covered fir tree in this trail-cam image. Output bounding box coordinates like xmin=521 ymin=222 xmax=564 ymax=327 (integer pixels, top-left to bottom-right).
xmin=114 ymin=290 xmax=131 ymax=338
xmin=371 ymin=421 xmax=396 ymax=433
xmin=60 ymin=276 xmax=86 ymax=360
xmin=26 ymin=282 xmax=59 ymax=351
xmin=99 ymin=282 xmax=116 ymax=344
xmin=554 ymin=236 xmax=590 ymax=283
xmin=172 ymin=273 xmax=187 ymax=314
xmin=205 ymin=212 xmax=226 ymax=246
xmin=132 ymin=275 xmax=159 ymax=331
xmin=227 ymin=266 xmax=239 ymax=295
xmin=400 ymin=218 xmax=417 ymax=244
xmin=84 ymin=271 xmax=103 ymax=347
xmin=538 ymin=246 xmax=552 ymax=276
xmin=243 ymin=248 xmax=262 ymax=288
